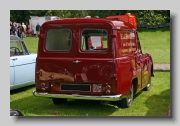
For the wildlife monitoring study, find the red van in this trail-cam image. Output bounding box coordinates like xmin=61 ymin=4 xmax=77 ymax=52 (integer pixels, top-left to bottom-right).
xmin=33 ymin=13 xmax=154 ymax=108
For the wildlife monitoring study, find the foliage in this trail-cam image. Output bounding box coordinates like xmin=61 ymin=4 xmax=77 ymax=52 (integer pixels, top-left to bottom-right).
xmin=10 ymin=10 xmax=170 ymax=26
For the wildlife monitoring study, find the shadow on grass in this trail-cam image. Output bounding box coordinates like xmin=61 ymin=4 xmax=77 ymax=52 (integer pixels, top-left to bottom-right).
xmin=10 ymin=88 xmax=117 ymax=116
xmin=10 ymin=85 xmax=35 ymax=95
xmin=145 ymin=89 xmax=170 ymax=116
xmin=154 ymin=70 xmax=170 ymax=72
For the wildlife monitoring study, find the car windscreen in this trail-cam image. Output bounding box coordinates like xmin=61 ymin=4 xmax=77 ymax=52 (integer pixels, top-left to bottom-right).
xmin=10 ymin=41 xmax=27 ymax=56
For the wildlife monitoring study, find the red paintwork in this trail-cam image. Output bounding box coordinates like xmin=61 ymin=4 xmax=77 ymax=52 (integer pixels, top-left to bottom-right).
xmin=106 ymin=13 xmax=137 ymax=29
xmin=35 ymin=13 xmax=153 ymax=98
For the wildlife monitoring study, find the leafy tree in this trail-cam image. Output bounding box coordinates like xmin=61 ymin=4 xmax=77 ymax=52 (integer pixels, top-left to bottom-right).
xmin=10 ymin=10 xmax=170 ymax=26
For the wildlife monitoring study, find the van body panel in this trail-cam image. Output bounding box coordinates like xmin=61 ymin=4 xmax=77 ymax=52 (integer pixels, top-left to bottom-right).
xmin=33 ymin=16 xmax=154 ymax=106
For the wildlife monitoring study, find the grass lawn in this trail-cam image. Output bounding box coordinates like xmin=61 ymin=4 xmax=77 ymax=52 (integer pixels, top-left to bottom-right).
xmin=138 ymin=28 xmax=170 ymax=64
xmin=24 ymin=28 xmax=170 ymax=64
xmin=10 ymin=71 xmax=170 ymax=116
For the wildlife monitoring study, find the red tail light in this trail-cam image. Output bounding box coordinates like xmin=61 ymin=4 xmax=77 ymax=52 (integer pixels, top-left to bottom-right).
xmin=106 ymin=90 xmax=111 ymax=95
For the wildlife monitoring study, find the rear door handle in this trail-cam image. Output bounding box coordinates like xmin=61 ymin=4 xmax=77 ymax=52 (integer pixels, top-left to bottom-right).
xmin=73 ymin=60 xmax=81 ymax=64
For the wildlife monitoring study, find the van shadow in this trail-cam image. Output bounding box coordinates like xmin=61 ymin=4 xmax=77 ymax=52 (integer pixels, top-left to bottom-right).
xmin=10 ymin=94 xmax=118 ymax=117
xmin=145 ymin=89 xmax=170 ymax=116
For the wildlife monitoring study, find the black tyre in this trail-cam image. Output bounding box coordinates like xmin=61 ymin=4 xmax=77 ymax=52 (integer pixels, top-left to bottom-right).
xmin=52 ymin=98 xmax=67 ymax=105
xmin=119 ymin=84 xmax=134 ymax=108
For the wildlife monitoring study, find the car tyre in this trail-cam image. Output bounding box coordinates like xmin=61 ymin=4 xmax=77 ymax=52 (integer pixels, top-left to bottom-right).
xmin=52 ymin=98 xmax=67 ymax=105
xmin=119 ymin=84 xmax=134 ymax=108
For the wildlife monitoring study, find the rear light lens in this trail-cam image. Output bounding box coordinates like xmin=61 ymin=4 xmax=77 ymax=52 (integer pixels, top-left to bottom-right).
xmin=41 ymin=88 xmax=46 ymax=91
xmin=40 ymin=82 xmax=49 ymax=91
xmin=102 ymin=84 xmax=112 ymax=94
xmin=41 ymin=83 xmax=46 ymax=87
xmin=106 ymin=85 xmax=111 ymax=90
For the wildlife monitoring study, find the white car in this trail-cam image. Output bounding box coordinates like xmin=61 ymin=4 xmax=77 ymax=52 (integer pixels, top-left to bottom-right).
xmin=10 ymin=35 xmax=37 ymax=90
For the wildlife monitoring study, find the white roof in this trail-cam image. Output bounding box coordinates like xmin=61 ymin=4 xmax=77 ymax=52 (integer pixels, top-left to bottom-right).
xmin=10 ymin=35 xmax=20 ymax=41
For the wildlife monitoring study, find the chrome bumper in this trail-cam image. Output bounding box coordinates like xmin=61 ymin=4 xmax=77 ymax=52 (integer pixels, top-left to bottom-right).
xmin=32 ymin=91 xmax=122 ymax=101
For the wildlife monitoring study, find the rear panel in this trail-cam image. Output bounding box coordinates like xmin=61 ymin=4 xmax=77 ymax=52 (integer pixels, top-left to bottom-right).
xmin=35 ymin=22 xmax=118 ymax=96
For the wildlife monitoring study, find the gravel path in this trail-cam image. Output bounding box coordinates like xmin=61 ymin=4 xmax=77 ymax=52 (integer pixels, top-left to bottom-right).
xmin=154 ymin=64 xmax=170 ymax=71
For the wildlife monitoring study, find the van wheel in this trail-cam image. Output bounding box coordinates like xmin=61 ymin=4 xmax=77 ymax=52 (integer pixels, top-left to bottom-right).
xmin=144 ymin=74 xmax=151 ymax=91
xmin=119 ymin=84 xmax=134 ymax=108
xmin=52 ymin=98 xmax=67 ymax=105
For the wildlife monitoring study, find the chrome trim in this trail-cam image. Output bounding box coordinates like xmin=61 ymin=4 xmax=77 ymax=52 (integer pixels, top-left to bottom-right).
xmin=10 ymin=62 xmax=36 ymax=67
xmin=32 ymin=91 xmax=122 ymax=101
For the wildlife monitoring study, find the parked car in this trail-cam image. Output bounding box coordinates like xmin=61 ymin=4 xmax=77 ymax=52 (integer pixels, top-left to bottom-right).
xmin=10 ymin=35 xmax=37 ymax=90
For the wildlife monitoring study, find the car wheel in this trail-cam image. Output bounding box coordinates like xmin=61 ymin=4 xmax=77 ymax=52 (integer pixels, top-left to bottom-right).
xmin=119 ymin=84 xmax=134 ymax=108
xmin=52 ymin=98 xmax=67 ymax=105
xmin=144 ymin=73 xmax=151 ymax=91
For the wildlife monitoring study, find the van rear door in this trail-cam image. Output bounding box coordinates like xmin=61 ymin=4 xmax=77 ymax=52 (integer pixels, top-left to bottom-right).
xmin=37 ymin=22 xmax=115 ymax=93
xmin=37 ymin=23 xmax=76 ymax=83
xmin=74 ymin=23 xmax=115 ymax=84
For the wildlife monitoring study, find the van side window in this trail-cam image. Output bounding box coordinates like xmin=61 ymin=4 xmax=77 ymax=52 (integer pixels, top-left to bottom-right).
xmin=46 ymin=29 xmax=71 ymax=51
xmin=81 ymin=29 xmax=108 ymax=51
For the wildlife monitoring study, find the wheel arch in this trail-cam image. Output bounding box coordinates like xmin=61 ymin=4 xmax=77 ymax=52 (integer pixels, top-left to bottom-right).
xmin=132 ymin=77 xmax=138 ymax=95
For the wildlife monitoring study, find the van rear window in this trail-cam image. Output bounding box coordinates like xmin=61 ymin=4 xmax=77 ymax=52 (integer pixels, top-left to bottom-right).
xmin=81 ymin=29 xmax=108 ymax=51
xmin=46 ymin=29 xmax=71 ymax=51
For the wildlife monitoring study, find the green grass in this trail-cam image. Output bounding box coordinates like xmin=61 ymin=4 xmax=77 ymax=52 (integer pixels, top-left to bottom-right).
xmin=138 ymin=28 xmax=170 ymax=64
xmin=24 ymin=37 xmax=39 ymax=54
xmin=23 ymin=28 xmax=170 ymax=64
xmin=10 ymin=71 xmax=170 ymax=116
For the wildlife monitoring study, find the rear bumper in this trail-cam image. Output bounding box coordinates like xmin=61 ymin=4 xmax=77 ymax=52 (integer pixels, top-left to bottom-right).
xmin=32 ymin=91 xmax=122 ymax=101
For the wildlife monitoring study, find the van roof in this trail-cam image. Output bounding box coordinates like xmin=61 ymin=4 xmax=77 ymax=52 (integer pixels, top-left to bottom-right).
xmin=42 ymin=18 xmax=135 ymax=30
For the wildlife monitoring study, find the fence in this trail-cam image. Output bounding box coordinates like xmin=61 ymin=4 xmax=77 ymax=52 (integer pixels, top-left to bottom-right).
xmin=138 ymin=23 xmax=170 ymax=29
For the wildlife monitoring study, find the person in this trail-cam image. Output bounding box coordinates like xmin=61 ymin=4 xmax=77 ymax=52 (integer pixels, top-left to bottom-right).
xmin=14 ymin=22 xmax=18 ymax=36
xmin=10 ymin=22 xmax=16 ymax=35
xmin=22 ymin=22 xmax=27 ymax=37
xmin=10 ymin=21 xmax=13 ymax=35
xmin=17 ymin=23 xmax=24 ymax=39
xmin=36 ymin=23 xmax=41 ymax=37
xmin=27 ymin=24 xmax=32 ymax=36
xmin=26 ymin=23 xmax=29 ymax=36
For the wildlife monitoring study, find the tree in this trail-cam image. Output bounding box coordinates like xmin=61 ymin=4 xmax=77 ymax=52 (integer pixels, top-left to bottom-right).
xmin=10 ymin=10 xmax=170 ymax=25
